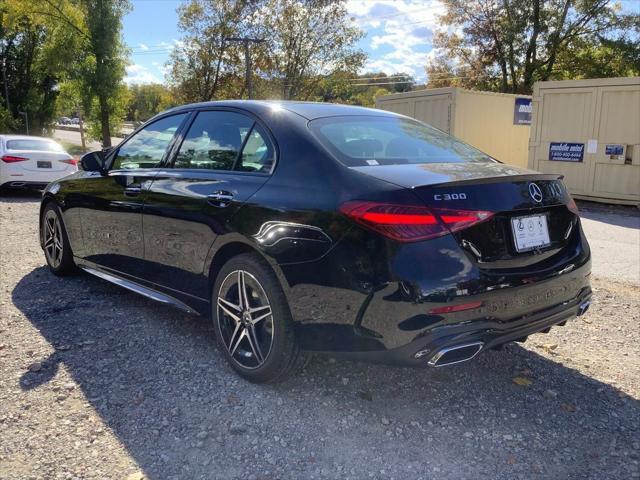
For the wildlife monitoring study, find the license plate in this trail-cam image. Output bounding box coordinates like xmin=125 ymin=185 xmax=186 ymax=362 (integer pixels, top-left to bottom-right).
xmin=511 ymin=214 xmax=551 ymax=252
xmin=37 ymin=161 xmax=52 ymax=168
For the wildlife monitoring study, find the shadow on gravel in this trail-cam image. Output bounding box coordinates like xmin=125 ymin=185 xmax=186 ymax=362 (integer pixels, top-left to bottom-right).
xmin=0 ymin=190 xmax=42 ymax=204
xmin=12 ymin=266 xmax=640 ymax=479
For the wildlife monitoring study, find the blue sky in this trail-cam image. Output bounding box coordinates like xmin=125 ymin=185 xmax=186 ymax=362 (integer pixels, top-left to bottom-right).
xmin=123 ymin=0 xmax=639 ymax=86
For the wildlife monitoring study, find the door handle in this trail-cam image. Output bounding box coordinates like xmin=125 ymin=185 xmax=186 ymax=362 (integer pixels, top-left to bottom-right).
xmin=124 ymin=185 xmax=142 ymax=196
xmin=207 ymin=191 xmax=234 ymax=208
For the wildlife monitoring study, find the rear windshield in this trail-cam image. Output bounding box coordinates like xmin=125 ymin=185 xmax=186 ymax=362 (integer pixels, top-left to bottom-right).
xmin=308 ymin=115 xmax=495 ymax=167
xmin=6 ymin=139 xmax=64 ymax=152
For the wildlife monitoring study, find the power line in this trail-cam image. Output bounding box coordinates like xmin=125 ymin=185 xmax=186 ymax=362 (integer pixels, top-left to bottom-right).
xmin=348 ymin=74 xmax=504 ymax=87
xmin=349 ymin=81 xmax=423 ymax=86
xmin=348 ymin=74 xmax=413 ymax=81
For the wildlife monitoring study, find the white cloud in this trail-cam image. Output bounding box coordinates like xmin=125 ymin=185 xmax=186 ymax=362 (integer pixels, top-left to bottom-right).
xmin=346 ymin=0 xmax=446 ymax=81
xmin=138 ymin=43 xmax=149 ymax=51
xmin=125 ymin=64 xmax=161 ymax=85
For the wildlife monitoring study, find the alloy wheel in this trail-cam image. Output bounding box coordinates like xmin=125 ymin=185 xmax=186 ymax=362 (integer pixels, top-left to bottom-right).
xmin=43 ymin=210 xmax=64 ymax=269
xmin=216 ymin=270 xmax=274 ymax=369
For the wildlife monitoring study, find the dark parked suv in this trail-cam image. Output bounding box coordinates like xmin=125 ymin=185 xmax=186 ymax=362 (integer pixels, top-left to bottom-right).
xmin=40 ymin=101 xmax=592 ymax=382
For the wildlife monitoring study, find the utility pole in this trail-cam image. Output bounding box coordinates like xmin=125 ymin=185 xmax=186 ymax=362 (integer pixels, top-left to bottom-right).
xmin=224 ymin=37 xmax=265 ymax=99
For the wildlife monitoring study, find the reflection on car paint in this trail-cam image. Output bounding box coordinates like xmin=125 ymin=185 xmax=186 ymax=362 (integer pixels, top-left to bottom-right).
xmin=253 ymin=221 xmax=331 ymax=247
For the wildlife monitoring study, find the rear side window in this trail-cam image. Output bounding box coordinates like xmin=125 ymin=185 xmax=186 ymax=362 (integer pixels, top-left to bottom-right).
xmin=112 ymin=113 xmax=187 ymax=169
xmin=309 ymin=116 xmax=494 ymax=167
xmin=7 ymin=139 xmax=64 ymax=152
xmin=174 ymin=111 xmax=253 ymax=171
xmin=238 ymin=125 xmax=274 ymax=173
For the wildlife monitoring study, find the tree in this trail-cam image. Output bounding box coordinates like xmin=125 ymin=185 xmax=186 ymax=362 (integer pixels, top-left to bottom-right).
xmin=0 ymin=105 xmax=17 ymax=132
xmin=3 ymin=0 xmax=130 ymax=146
xmin=426 ymin=0 xmax=640 ymax=94
xmin=553 ymin=25 xmax=640 ymax=79
xmin=1 ymin=0 xmax=83 ymax=133
xmin=126 ymin=83 xmax=175 ymax=122
xmin=78 ymin=0 xmax=130 ymax=147
xmin=56 ymin=79 xmax=88 ymax=150
xmin=387 ymin=72 xmax=414 ymax=93
xmin=263 ymin=0 xmax=365 ymax=100
xmin=166 ymin=0 xmax=366 ymax=102
xmin=167 ymin=0 xmax=260 ymax=103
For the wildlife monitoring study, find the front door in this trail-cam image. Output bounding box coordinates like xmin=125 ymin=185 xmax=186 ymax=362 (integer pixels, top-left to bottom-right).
xmin=141 ymin=109 xmax=276 ymax=299
xmin=77 ymin=113 xmax=188 ymax=280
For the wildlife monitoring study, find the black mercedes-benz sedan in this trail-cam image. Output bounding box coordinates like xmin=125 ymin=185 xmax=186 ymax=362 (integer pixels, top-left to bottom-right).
xmin=39 ymin=101 xmax=592 ymax=382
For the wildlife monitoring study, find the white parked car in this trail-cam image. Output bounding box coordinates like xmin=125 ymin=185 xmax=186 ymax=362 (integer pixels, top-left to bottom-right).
xmin=0 ymin=135 xmax=77 ymax=191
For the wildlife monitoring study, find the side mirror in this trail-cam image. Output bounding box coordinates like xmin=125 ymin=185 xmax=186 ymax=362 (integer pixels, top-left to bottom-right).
xmin=79 ymin=151 xmax=106 ymax=173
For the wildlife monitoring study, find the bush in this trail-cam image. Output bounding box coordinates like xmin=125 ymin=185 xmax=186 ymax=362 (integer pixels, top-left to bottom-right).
xmin=0 ymin=106 xmax=17 ymax=133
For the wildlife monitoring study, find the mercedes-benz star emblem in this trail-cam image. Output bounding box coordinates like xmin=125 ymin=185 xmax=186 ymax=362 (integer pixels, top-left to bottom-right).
xmin=528 ymin=182 xmax=543 ymax=203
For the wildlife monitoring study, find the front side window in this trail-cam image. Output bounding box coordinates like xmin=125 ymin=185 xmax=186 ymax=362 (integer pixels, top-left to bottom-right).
xmin=112 ymin=113 xmax=187 ymax=169
xmin=309 ymin=115 xmax=495 ymax=167
xmin=174 ymin=111 xmax=253 ymax=170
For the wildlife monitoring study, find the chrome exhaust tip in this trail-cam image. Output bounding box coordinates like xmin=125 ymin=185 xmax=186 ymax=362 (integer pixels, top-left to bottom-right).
xmin=427 ymin=342 xmax=484 ymax=367
xmin=9 ymin=182 xmax=26 ymax=187
xmin=577 ymin=300 xmax=591 ymax=316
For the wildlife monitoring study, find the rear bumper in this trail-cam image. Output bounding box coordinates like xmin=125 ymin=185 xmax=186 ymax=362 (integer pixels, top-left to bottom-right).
xmin=287 ymin=221 xmax=592 ymax=367
xmin=327 ymin=285 xmax=591 ymax=367
xmin=1 ymin=165 xmax=75 ymax=189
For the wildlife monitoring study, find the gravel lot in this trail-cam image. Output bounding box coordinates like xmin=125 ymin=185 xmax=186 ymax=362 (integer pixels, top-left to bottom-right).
xmin=1 ymin=192 xmax=639 ymax=480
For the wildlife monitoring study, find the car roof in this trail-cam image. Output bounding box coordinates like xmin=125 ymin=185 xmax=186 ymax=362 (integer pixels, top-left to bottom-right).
xmin=163 ymin=100 xmax=401 ymax=121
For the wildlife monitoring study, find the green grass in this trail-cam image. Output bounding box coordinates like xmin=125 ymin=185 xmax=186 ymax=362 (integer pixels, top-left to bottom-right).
xmin=57 ymin=141 xmax=86 ymax=157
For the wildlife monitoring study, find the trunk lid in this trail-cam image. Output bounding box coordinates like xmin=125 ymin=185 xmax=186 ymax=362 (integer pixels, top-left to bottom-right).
xmin=351 ymin=161 xmax=554 ymax=189
xmin=6 ymin=149 xmax=72 ymax=172
xmin=352 ymin=162 xmax=578 ymax=269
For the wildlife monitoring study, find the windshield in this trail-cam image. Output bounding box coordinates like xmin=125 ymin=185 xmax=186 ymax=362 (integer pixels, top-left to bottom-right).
xmin=309 ymin=115 xmax=495 ymax=167
xmin=7 ymin=139 xmax=65 ymax=152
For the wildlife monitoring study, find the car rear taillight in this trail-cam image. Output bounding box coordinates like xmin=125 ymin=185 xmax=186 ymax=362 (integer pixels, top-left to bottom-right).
xmin=1 ymin=155 xmax=28 ymax=163
xmin=567 ymin=196 xmax=579 ymax=216
xmin=339 ymin=201 xmax=494 ymax=242
xmin=59 ymin=159 xmax=78 ymax=166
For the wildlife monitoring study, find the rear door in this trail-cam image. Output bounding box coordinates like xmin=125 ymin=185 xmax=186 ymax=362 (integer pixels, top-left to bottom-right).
xmin=76 ymin=113 xmax=188 ymax=278
xmin=141 ymin=109 xmax=276 ymax=299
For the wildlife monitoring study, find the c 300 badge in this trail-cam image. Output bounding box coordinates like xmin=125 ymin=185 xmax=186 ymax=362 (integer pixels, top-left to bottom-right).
xmin=433 ymin=192 xmax=467 ymax=201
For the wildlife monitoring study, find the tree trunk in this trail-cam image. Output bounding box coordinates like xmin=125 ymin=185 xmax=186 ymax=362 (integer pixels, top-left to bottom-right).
xmin=210 ymin=39 xmax=225 ymax=100
xmin=542 ymin=0 xmax=573 ymax=81
xmin=78 ymin=113 xmax=86 ymax=153
xmin=522 ymin=0 xmax=541 ymax=93
xmin=99 ymin=93 xmax=111 ymax=148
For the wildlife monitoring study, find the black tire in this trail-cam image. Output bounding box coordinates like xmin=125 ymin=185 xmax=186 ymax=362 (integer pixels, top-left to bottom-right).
xmin=41 ymin=203 xmax=77 ymax=276
xmin=212 ymin=252 xmax=305 ymax=383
